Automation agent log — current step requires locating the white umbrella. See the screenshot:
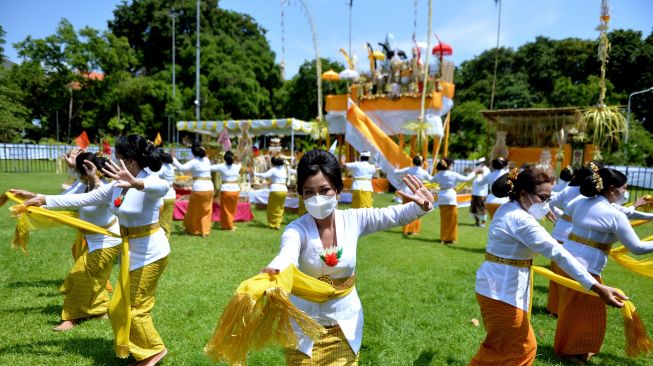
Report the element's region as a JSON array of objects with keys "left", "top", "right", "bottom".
[{"left": 338, "top": 68, "right": 360, "bottom": 81}]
